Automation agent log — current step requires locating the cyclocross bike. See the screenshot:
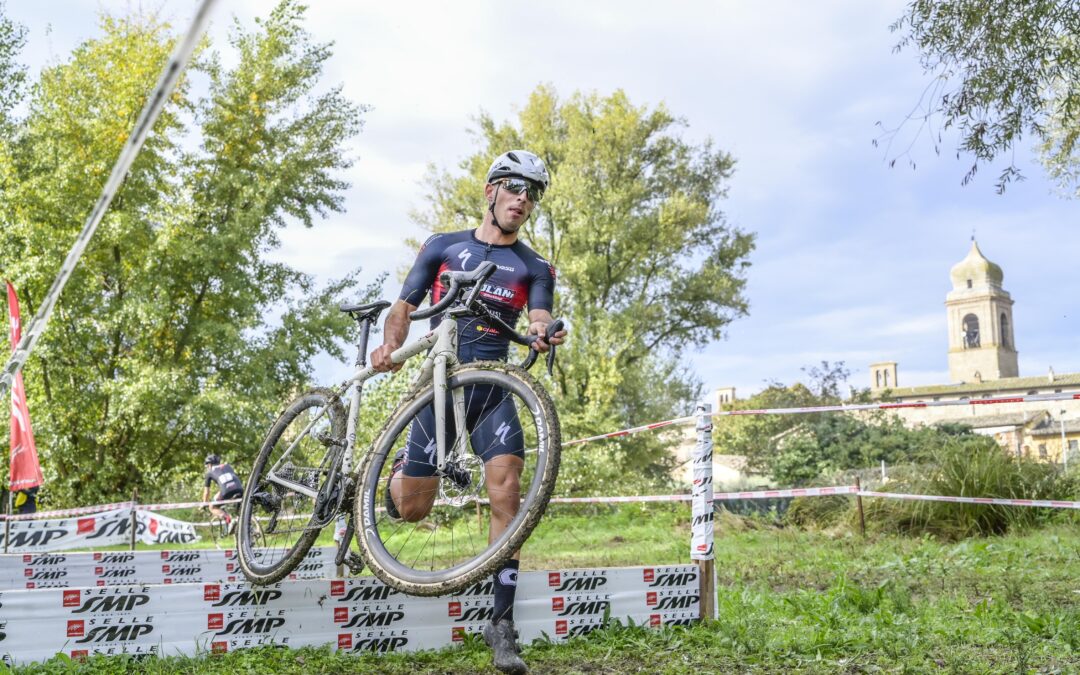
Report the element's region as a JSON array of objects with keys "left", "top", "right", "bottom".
[
  {"left": 205, "top": 500, "right": 263, "bottom": 550},
  {"left": 236, "top": 261, "right": 562, "bottom": 596}
]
